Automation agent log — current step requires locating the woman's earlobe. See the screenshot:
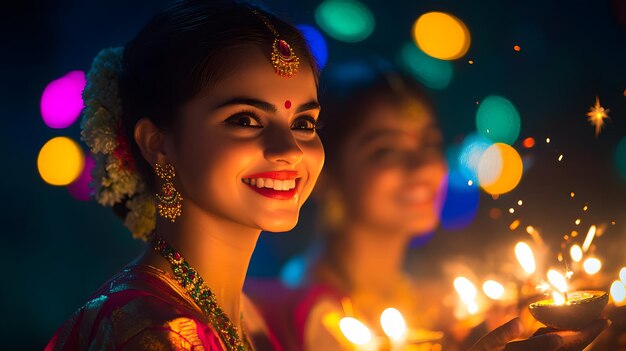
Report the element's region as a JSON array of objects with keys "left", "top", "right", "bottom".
[{"left": 134, "top": 118, "right": 168, "bottom": 166}]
